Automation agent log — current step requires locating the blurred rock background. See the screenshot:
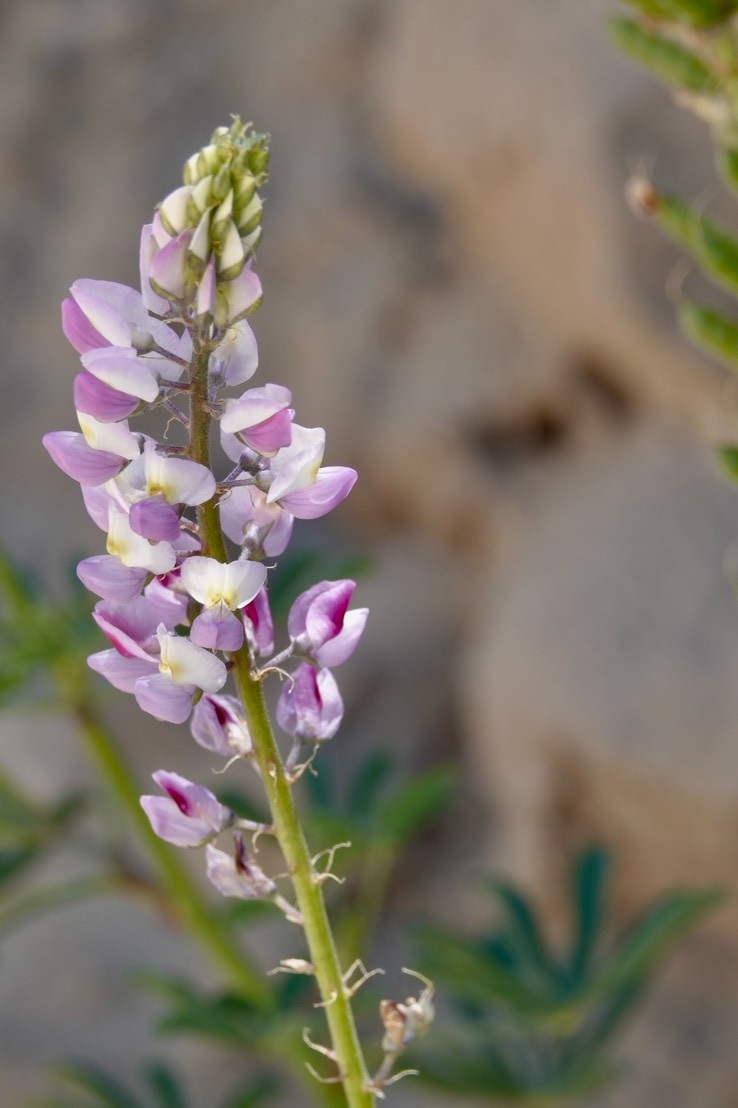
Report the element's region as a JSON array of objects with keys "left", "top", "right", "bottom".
[{"left": 2, "top": 0, "right": 738, "bottom": 1104}]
